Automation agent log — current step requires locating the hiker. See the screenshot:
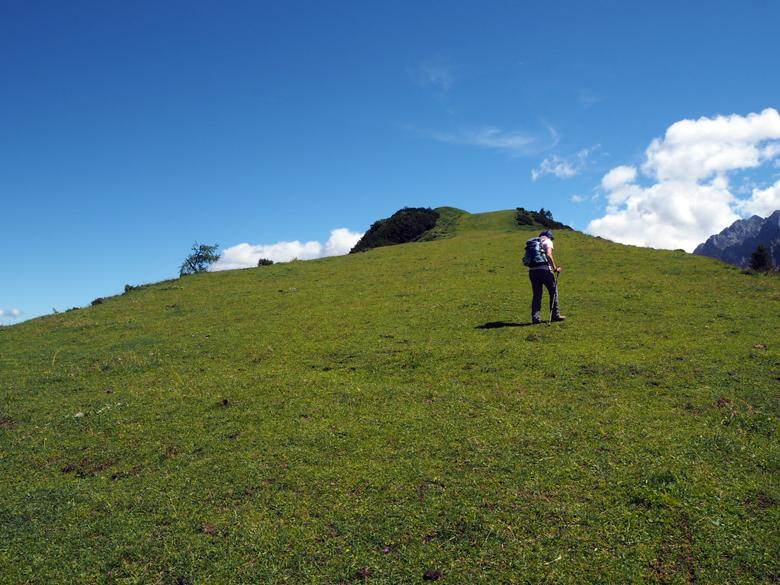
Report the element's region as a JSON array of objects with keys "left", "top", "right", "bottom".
[{"left": 524, "top": 230, "right": 566, "bottom": 324}]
